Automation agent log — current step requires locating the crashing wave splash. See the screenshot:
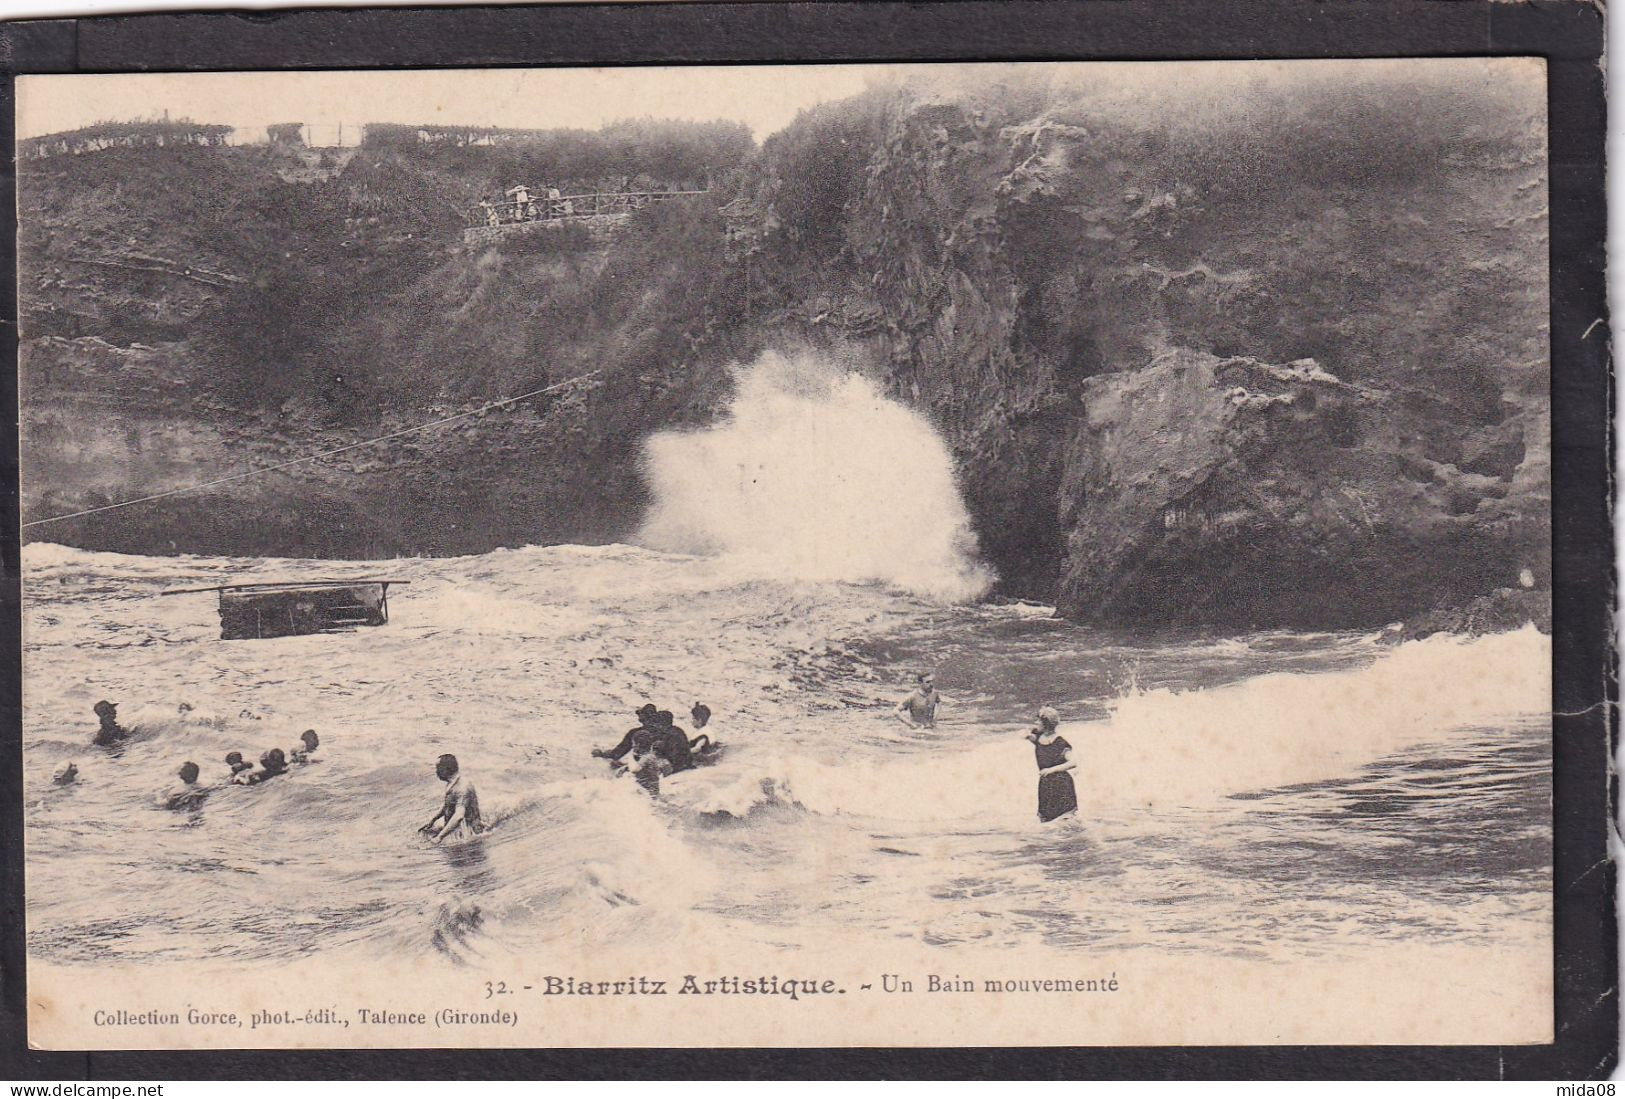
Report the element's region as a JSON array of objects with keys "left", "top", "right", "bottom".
[{"left": 638, "top": 351, "right": 994, "bottom": 602}]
